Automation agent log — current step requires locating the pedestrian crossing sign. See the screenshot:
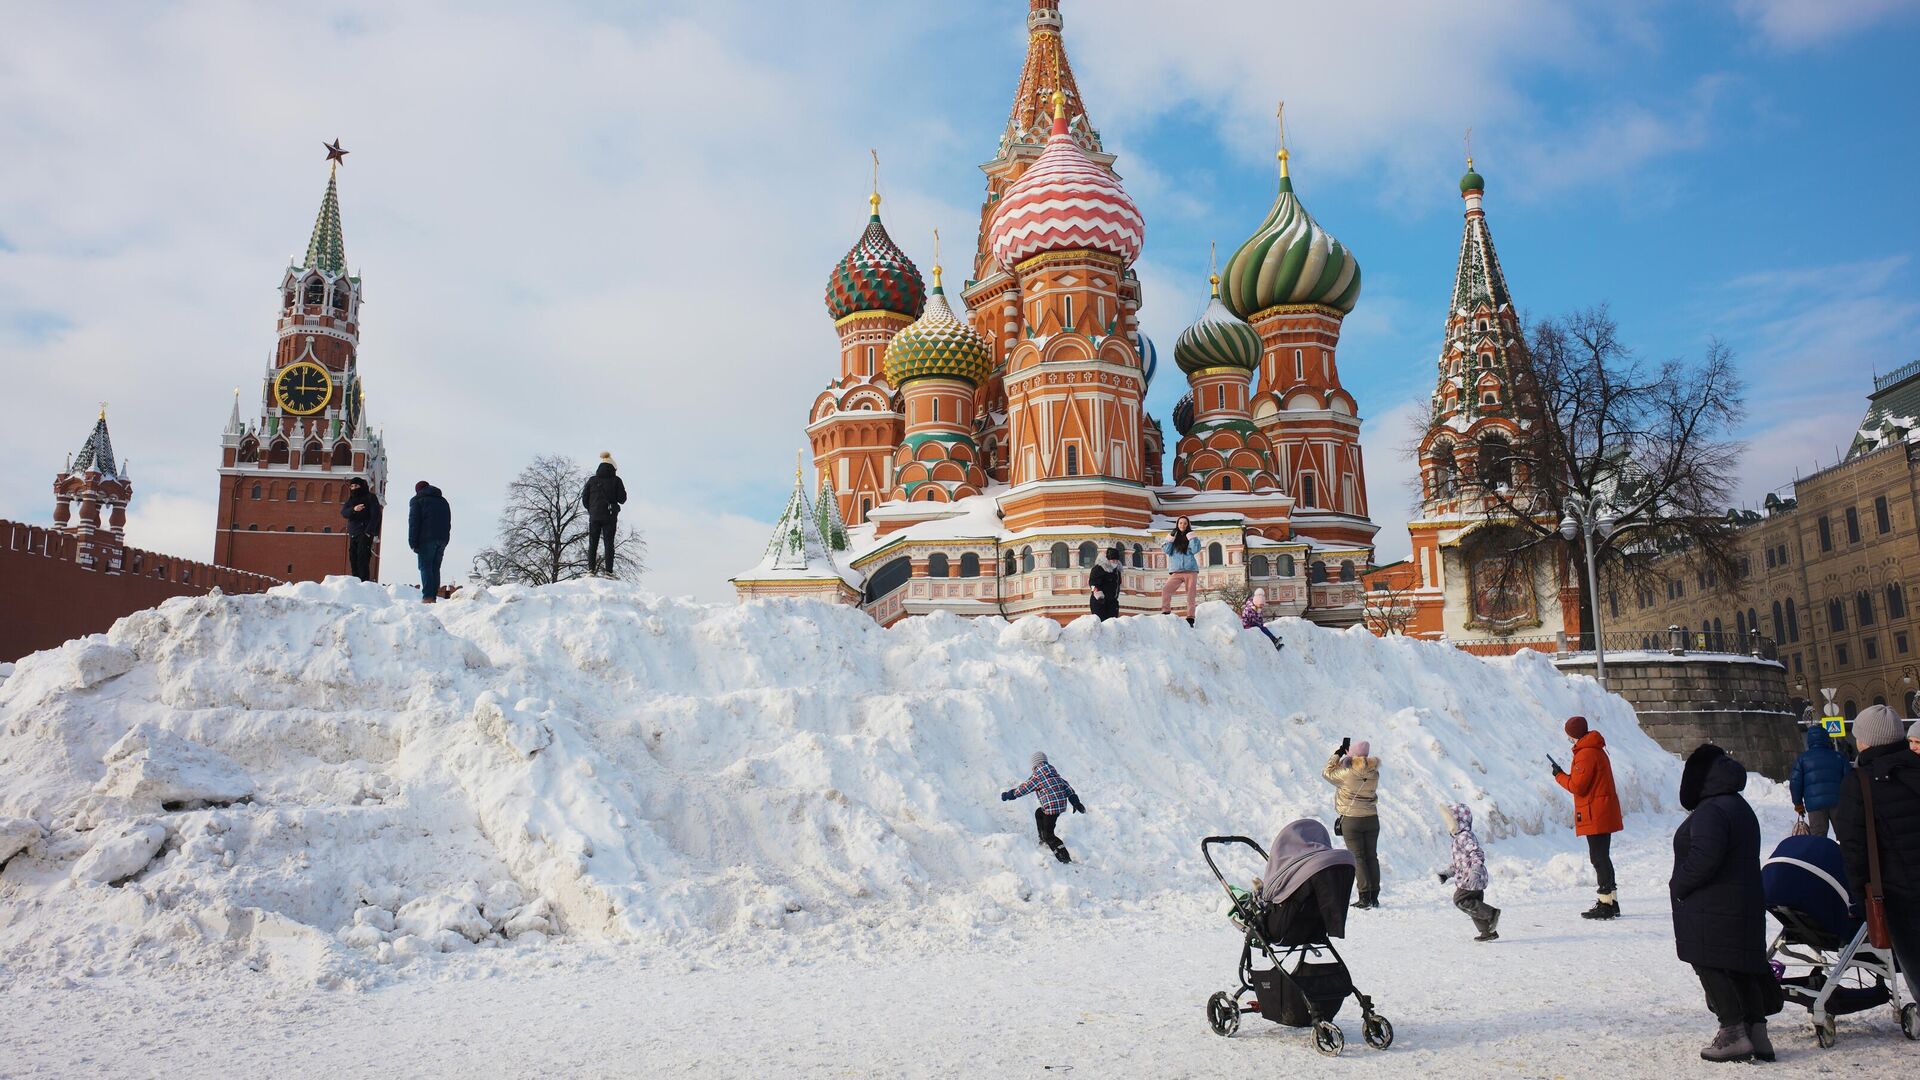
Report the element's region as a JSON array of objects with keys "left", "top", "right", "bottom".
[{"left": 1823, "top": 718, "right": 1846, "bottom": 737}]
